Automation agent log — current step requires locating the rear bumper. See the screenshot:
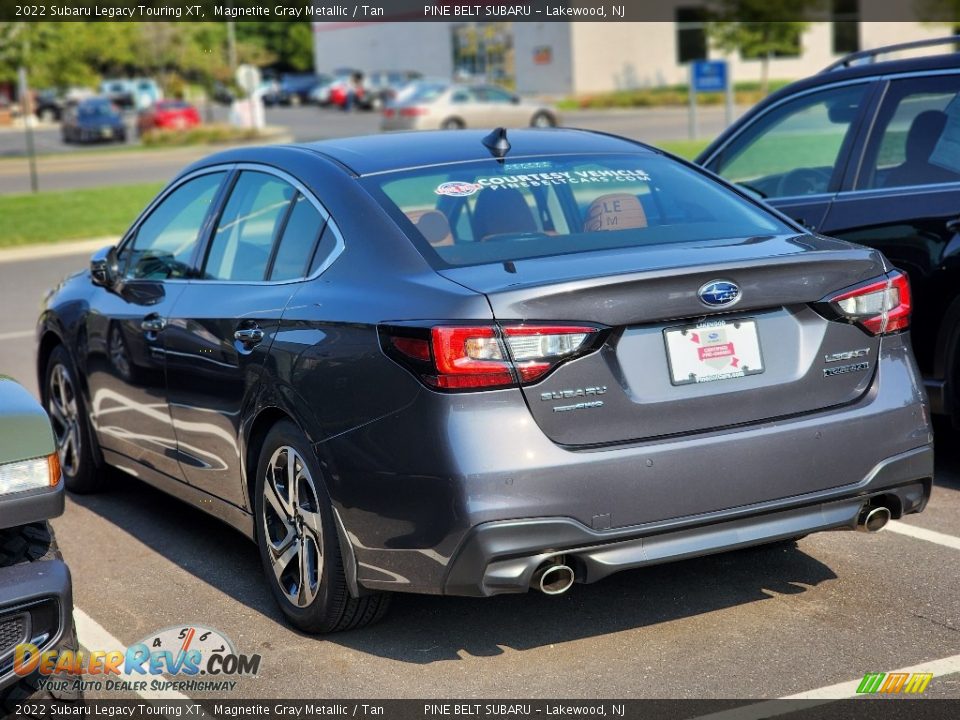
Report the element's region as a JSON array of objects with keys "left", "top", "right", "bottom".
[
  {"left": 0, "top": 560, "right": 73, "bottom": 693},
  {"left": 444, "top": 450, "right": 931, "bottom": 596},
  {"left": 323, "top": 336, "right": 933, "bottom": 596}
]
